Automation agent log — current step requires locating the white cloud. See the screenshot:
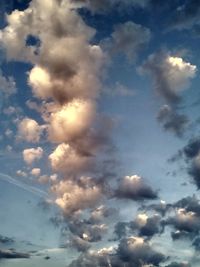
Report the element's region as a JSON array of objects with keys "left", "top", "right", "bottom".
[
  {"left": 18, "top": 117, "right": 44, "bottom": 143},
  {"left": 49, "top": 143, "right": 92, "bottom": 174},
  {"left": 51, "top": 178, "right": 102, "bottom": 216},
  {"left": 30, "top": 168, "right": 41, "bottom": 177},
  {"left": 23, "top": 147, "right": 43, "bottom": 165},
  {"left": 48, "top": 99, "right": 96, "bottom": 143},
  {"left": 141, "top": 52, "right": 197, "bottom": 104}
]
